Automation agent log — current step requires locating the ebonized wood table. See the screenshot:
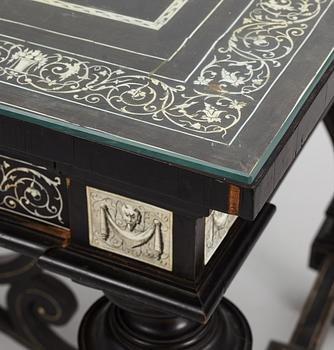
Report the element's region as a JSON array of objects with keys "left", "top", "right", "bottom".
[{"left": 0, "top": 0, "right": 332, "bottom": 349}]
